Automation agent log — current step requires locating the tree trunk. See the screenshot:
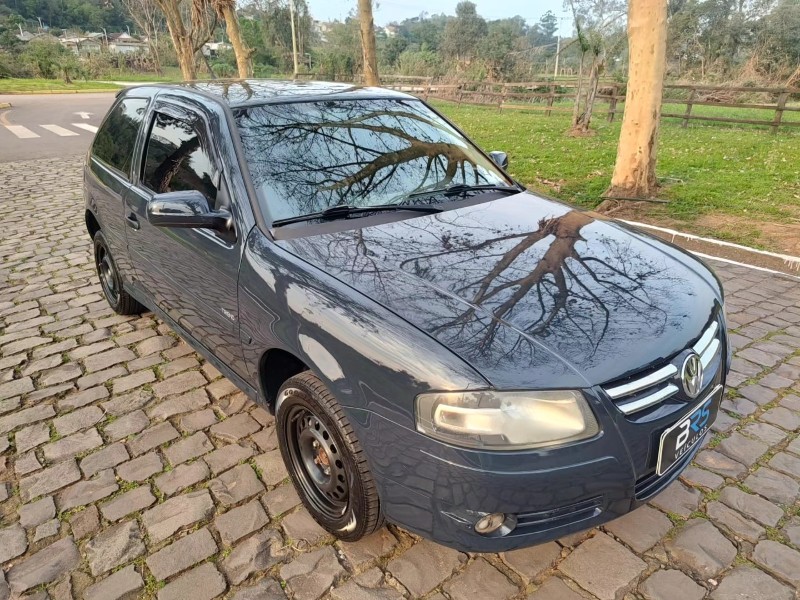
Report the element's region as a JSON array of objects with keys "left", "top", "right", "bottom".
[
  {"left": 288, "top": 0, "right": 300, "bottom": 76},
  {"left": 220, "top": 3, "right": 252, "bottom": 78},
  {"left": 157, "top": 0, "right": 197, "bottom": 80},
  {"left": 150, "top": 42, "right": 162, "bottom": 75},
  {"left": 357, "top": 0, "right": 379, "bottom": 86},
  {"left": 578, "top": 57, "right": 603, "bottom": 132},
  {"left": 571, "top": 52, "right": 585, "bottom": 127},
  {"left": 606, "top": 0, "right": 668, "bottom": 199},
  {"left": 176, "top": 37, "right": 197, "bottom": 80}
]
